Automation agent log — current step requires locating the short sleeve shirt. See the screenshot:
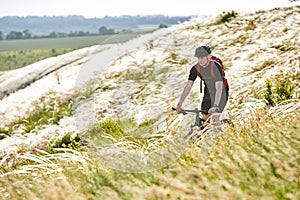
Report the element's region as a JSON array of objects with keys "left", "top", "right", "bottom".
[{"left": 188, "top": 61, "right": 224, "bottom": 94}]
